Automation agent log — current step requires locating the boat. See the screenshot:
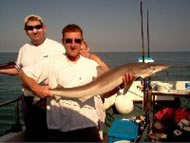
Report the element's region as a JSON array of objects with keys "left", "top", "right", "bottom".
[
  {"left": 138, "top": 56, "right": 154, "bottom": 63},
  {"left": 103, "top": 0, "right": 190, "bottom": 142}
]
